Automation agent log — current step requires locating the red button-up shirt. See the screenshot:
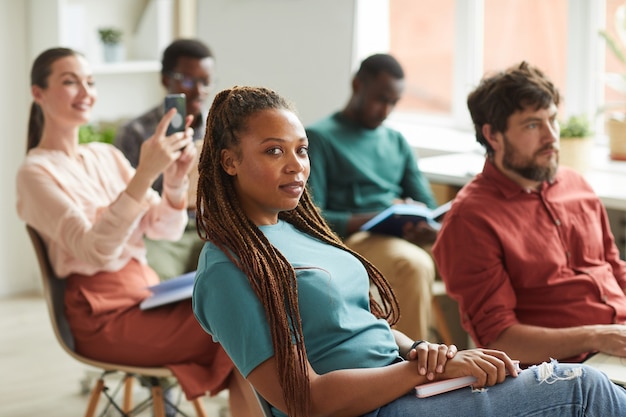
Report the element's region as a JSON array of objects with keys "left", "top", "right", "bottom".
[{"left": 433, "top": 160, "right": 626, "bottom": 362}]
